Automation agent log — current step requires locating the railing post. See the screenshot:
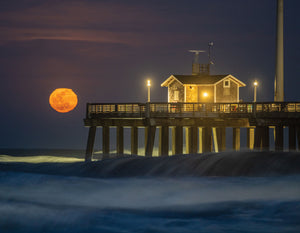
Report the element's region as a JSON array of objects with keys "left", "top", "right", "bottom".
[{"left": 145, "top": 102, "right": 150, "bottom": 118}]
